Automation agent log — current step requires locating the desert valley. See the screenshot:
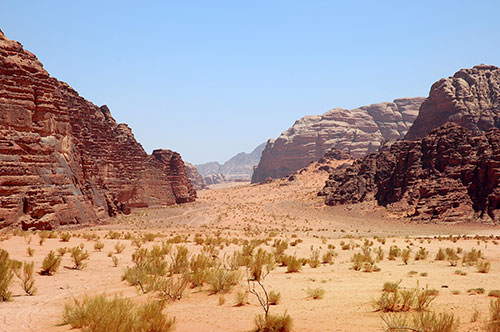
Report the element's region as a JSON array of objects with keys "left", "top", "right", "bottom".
[{"left": 1, "top": 7, "right": 500, "bottom": 332}]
